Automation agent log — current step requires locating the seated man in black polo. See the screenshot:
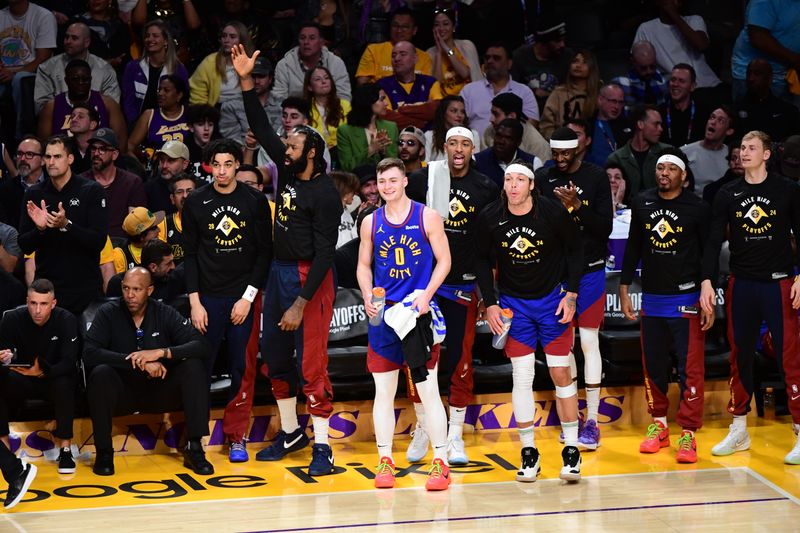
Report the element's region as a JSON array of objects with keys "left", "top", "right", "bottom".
[
  {"left": 84, "top": 267, "right": 213, "bottom": 476},
  {"left": 107, "top": 239, "right": 185, "bottom": 302},
  {"left": 0, "top": 278, "right": 79, "bottom": 474}
]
